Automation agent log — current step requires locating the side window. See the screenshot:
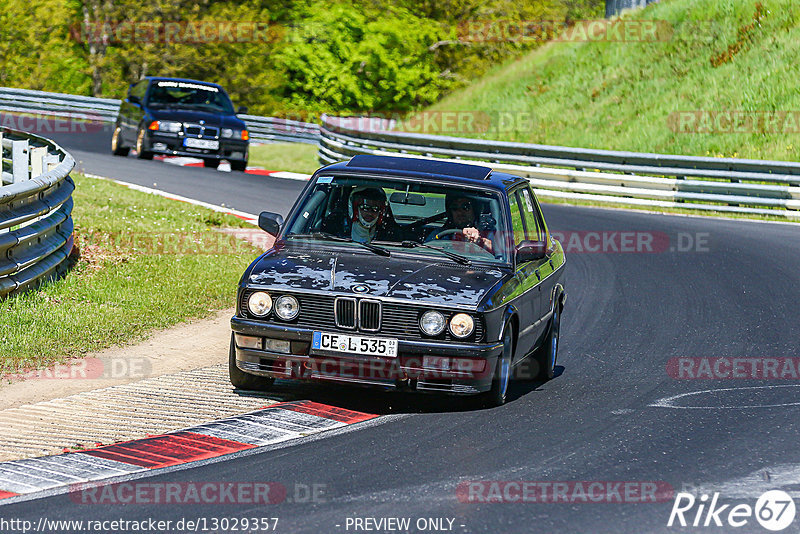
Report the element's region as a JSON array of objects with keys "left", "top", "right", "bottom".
[
  {"left": 508, "top": 191, "right": 526, "bottom": 246},
  {"left": 130, "top": 80, "right": 147, "bottom": 101},
  {"left": 520, "top": 187, "right": 542, "bottom": 241}
]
